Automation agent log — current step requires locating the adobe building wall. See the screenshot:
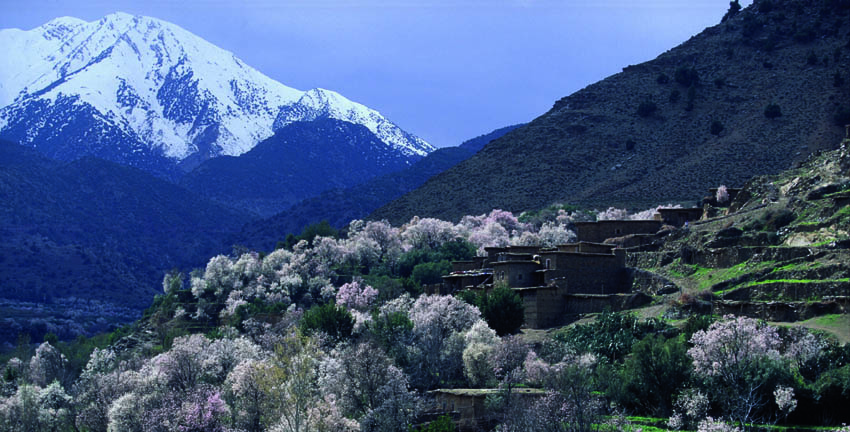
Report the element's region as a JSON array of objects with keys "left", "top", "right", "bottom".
[
  {"left": 574, "top": 220, "right": 663, "bottom": 243},
  {"left": 556, "top": 242, "right": 617, "bottom": 254},
  {"left": 442, "top": 272, "right": 492, "bottom": 293},
  {"left": 516, "top": 286, "right": 564, "bottom": 328},
  {"left": 492, "top": 261, "right": 542, "bottom": 288}
]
